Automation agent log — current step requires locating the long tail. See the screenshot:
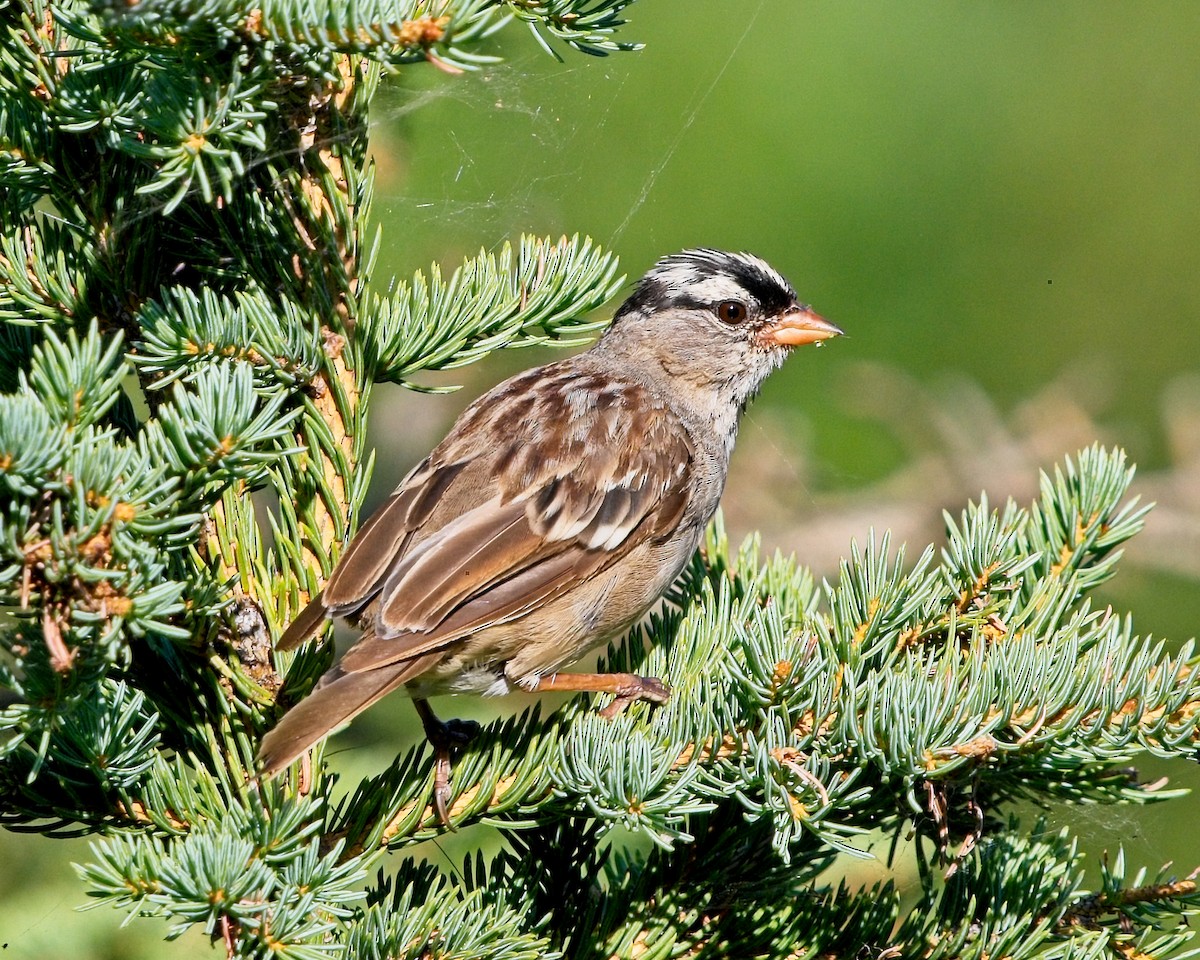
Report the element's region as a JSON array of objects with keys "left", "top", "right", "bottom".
[{"left": 256, "top": 654, "right": 439, "bottom": 777}]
